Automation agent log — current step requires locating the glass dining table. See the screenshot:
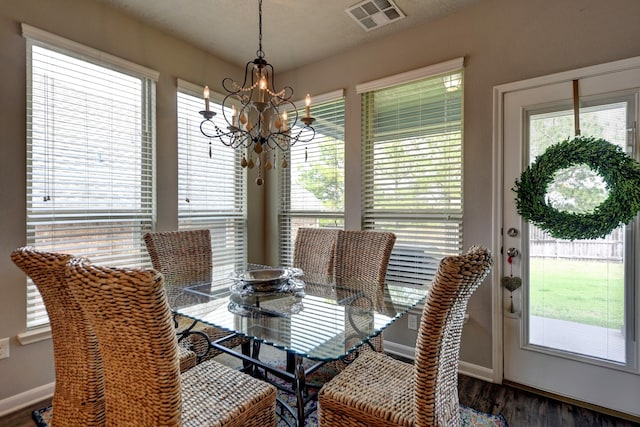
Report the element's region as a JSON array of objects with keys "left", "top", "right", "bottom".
[{"left": 171, "top": 265, "right": 428, "bottom": 427}]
